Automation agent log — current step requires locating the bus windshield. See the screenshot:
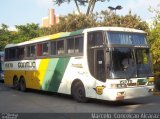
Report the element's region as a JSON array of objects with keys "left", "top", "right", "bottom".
[
  {"left": 111, "top": 48, "right": 153, "bottom": 79},
  {"left": 107, "top": 31, "right": 147, "bottom": 46}
]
